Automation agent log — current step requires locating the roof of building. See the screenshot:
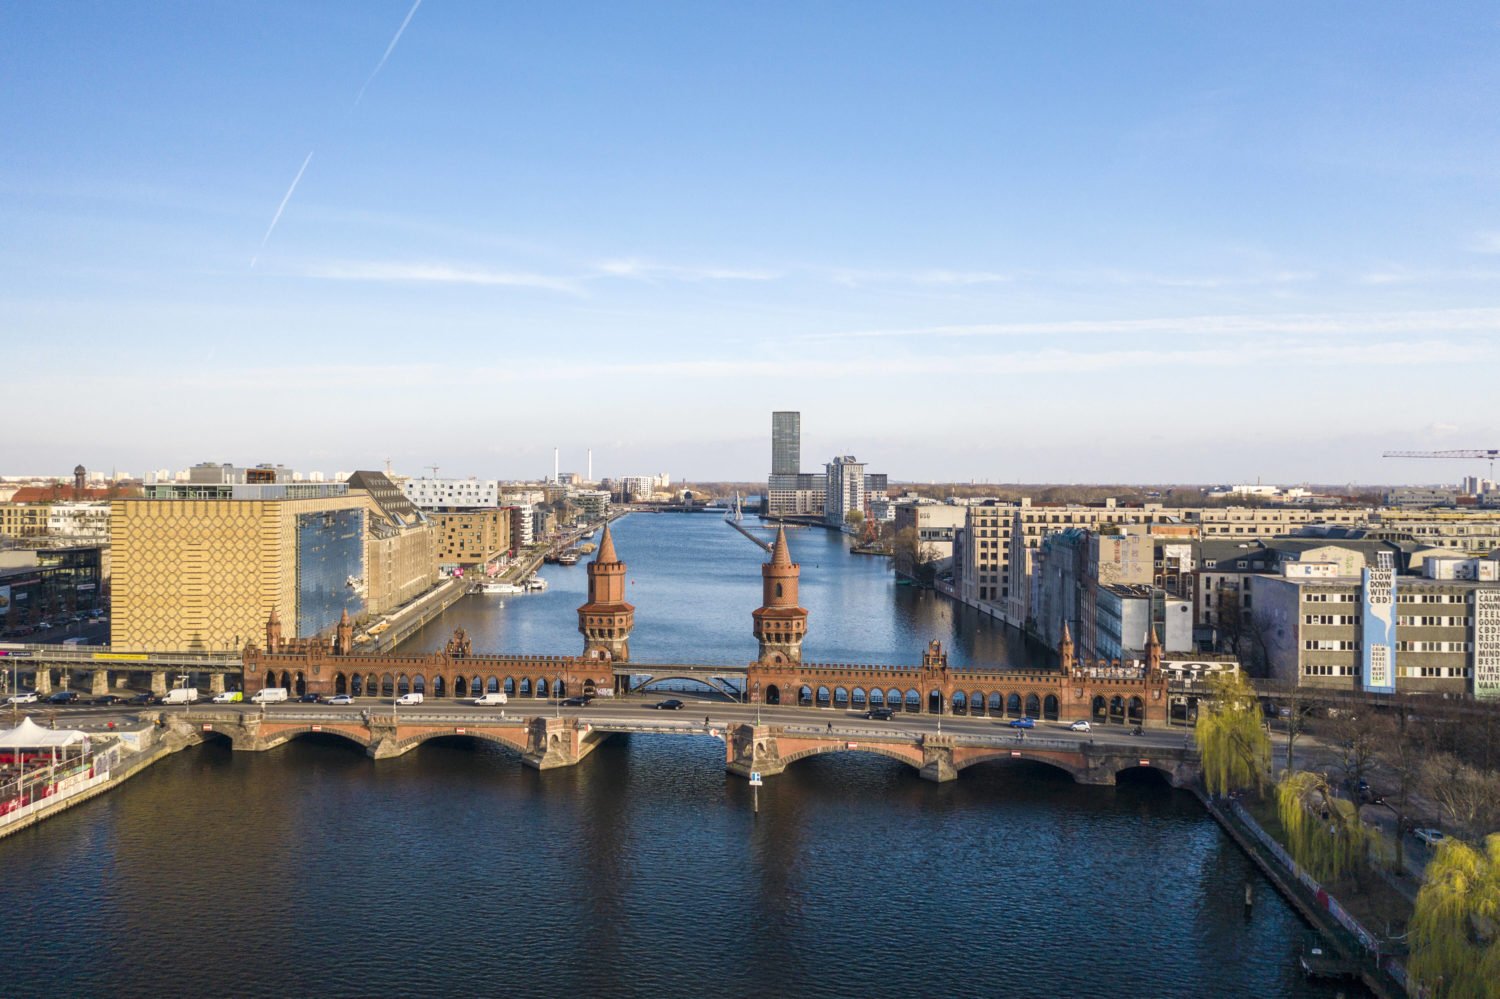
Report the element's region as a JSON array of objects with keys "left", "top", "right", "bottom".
[
  {"left": 347, "top": 470, "right": 425, "bottom": 531},
  {"left": 6, "top": 484, "right": 135, "bottom": 503}
]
